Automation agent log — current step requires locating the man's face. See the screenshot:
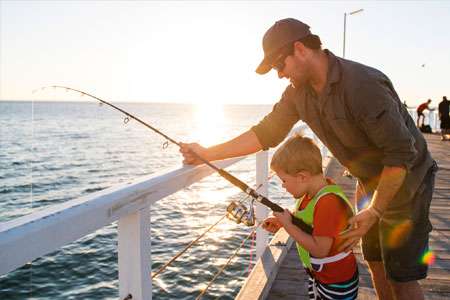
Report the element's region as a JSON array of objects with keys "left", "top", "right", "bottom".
[
  {"left": 281, "top": 54, "right": 310, "bottom": 88},
  {"left": 273, "top": 45, "right": 310, "bottom": 89}
]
